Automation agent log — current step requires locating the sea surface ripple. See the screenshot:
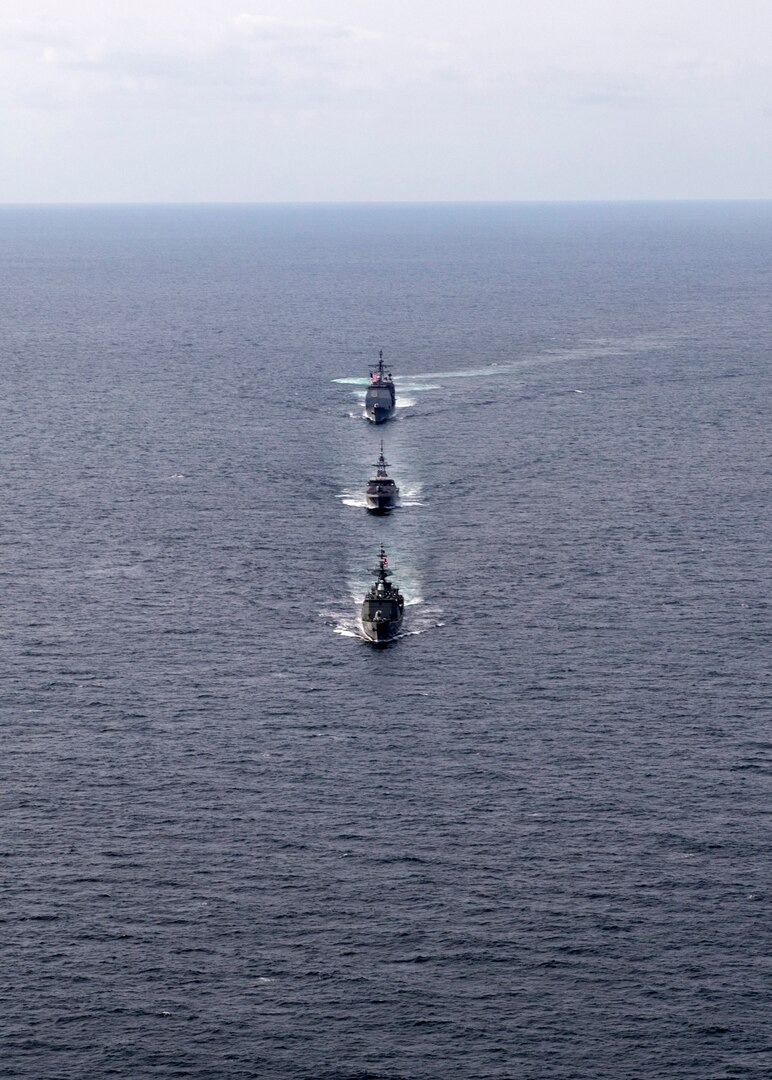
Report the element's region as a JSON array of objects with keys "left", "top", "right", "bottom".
[{"left": 1, "top": 203, "right": 770, "bottom": 1079}]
